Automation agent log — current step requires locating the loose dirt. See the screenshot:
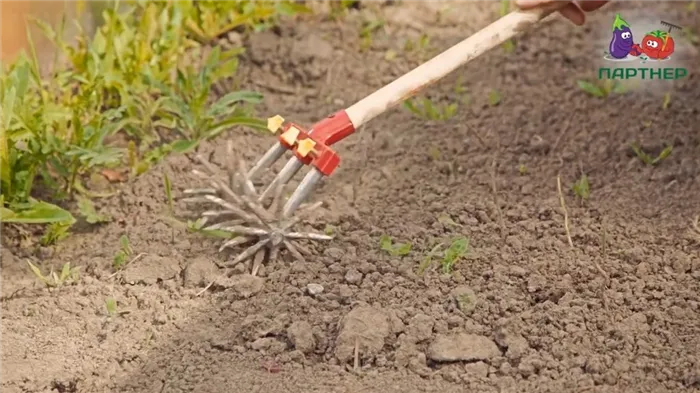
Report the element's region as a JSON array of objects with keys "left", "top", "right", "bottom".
[{"left": 2, "top": 2, "right": 700, "bottom": 393}]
